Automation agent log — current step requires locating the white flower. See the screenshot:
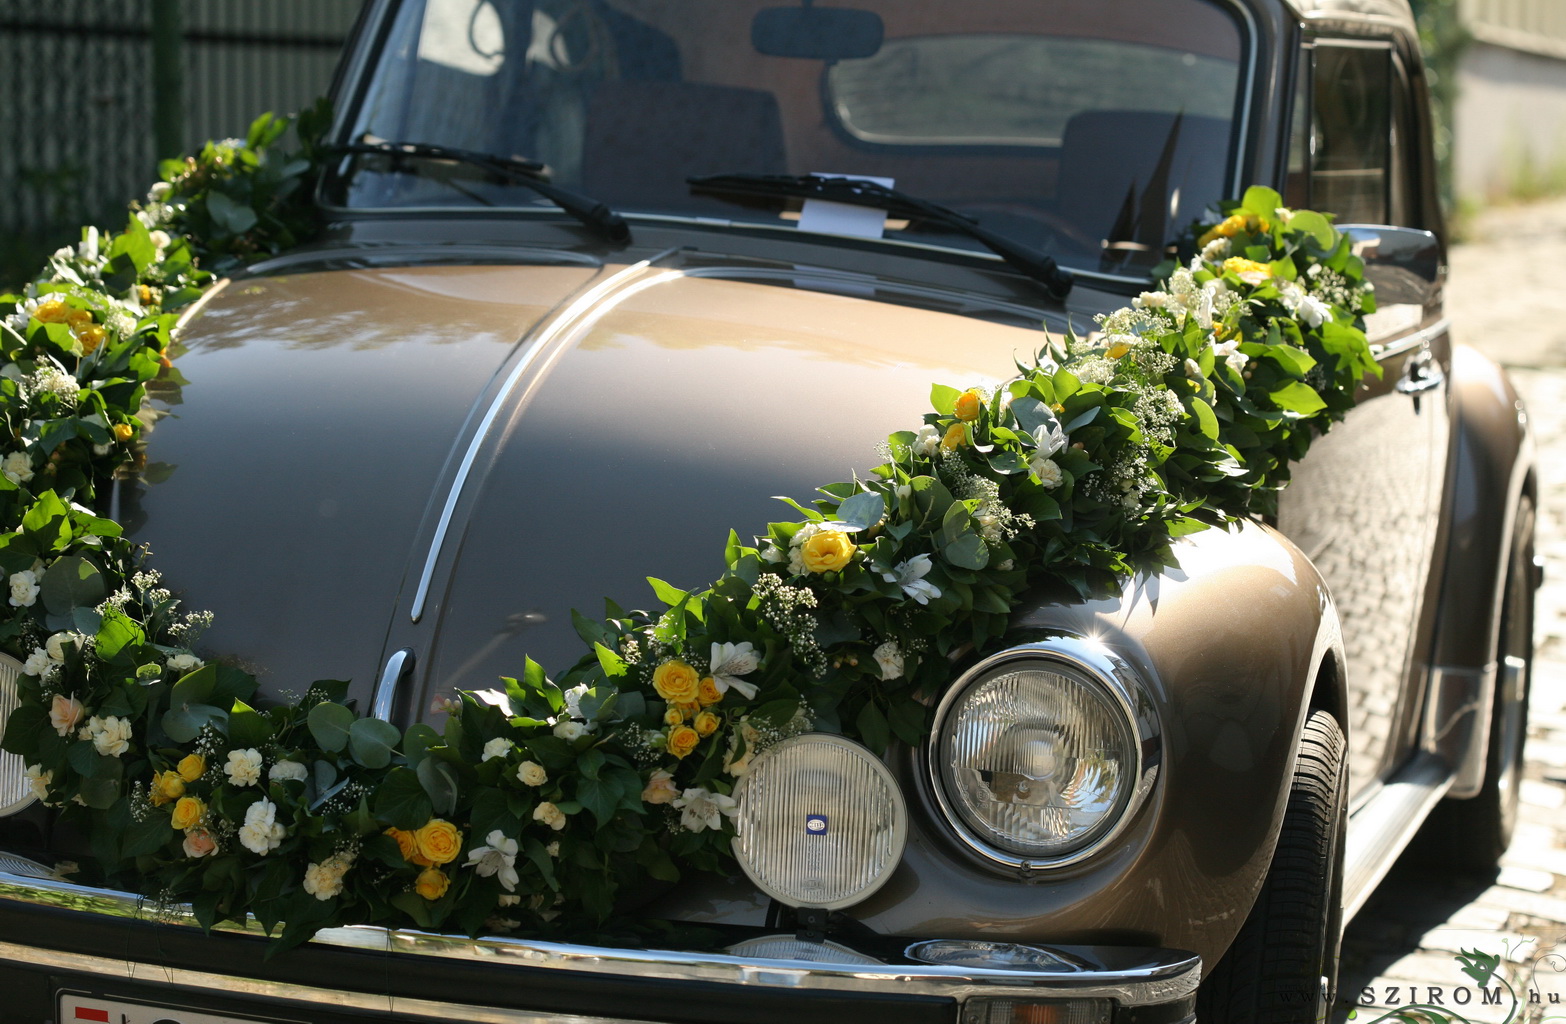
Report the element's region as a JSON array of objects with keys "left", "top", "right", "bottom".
[
  {"left": 545, "top": 841, "right": 560, "bottom": 858},
  {"left": 225, "top": 748, "right": 263, "bottom": 787},
  {"left": 672, "top": 787, "right": 738, "bottom": 833},
  {"left": 996, "top": 559, "right": 1015, "bottom": 571},
  {"left": 482, "top": 737, "right": 511, "bottom": 762},
  {"left": 761, "top": 544, "right": 786, "bottom": 564},
  {"left": 1297, "top": 293, "right": 1331, "bottom": 328},
  {"left": 45, "top": 632, "right": 77, "bottom": 662},
  {"left": 553, "top": 720, "right": 587, "bottom": 741},
  {"left": 1032, "top": 415, "right": 1067, "bottom": 458},
  {"left": 532, "top": 801, "right": 567, "bottom": 831},
  {"left": 31, "top": 366, "right": 79, "bottom": 404},
  {"left": 914, "top": 423, "right": 942, "bottom": 457},
  {"left": 464, "top": 829, "right": 520, "bottom": 892},
  {"left": 724, "top": 721, "right": 764, "bottom": 777},
  {"left": 1133, "top": 290, "right": 1169, "bottom": 309},
  {"left": 77, "top": 227, "right": 100, "bottom": 264},
  {"left": 84, "top": 715, "right": 132, "bottom": 757},
  {"left": 1185, "top": 358, "right": 1204, "bottom": 379},
  {"left": 238, "top": 798, "right": 286, "bottom": 855},
  {"left": 976, "top": 512, "right": 1004, "bottom": 544},
  {"left": 881, "top": 553, "right": 941, "bottom": 605},
  {"left": 148, "top": 181, "right": 173, "bottom": 202},
  {"left": 269, "top": 760, "right": 308, "bottom": 783},
  {"left": 22, "top": 648, "right": 52, "bottom": 679},
  {"left": 303, "top": 851, "right": 354, "bottom": 900},
  {"left": 708, "top": 641, "right": 759, "bottom": 699},
  {"left": 516, "top": 760, "right": 548, "bottom": 787},
  {"left": 1201, "top": 236, "right": 1231, "bottom": 261},
  {"left": 1213, "top": 339, "right": 1249, "bottom": 374},
  {"left": 562, "top": 682, "right": 589, "bottom": 720},
  {"left": 1029, "top": 455, "right": 1063, "bottom": 488},
  {"left": 8, "top": 570, "right": 40, "bottom": 608},
  {"left": 24, "top": 764, "right": 50, "bottom": 802},
  {"left": 2, "top": 452, "right": 32, "bottom": 485},
  {"left": 148, "top": 229, "right": 171, "bottom": 251},
  {"left": 165, "top": 653, "right": 203, "bottom": 674},
  {"left": 50, "top": 694, "right": 84, "bottom": 735},
  {"left": 498, "top": 893, "right": 522, "bottom": 907},
  {"left": 873, "top": 641, "right": 904, "bottom": 681}
]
